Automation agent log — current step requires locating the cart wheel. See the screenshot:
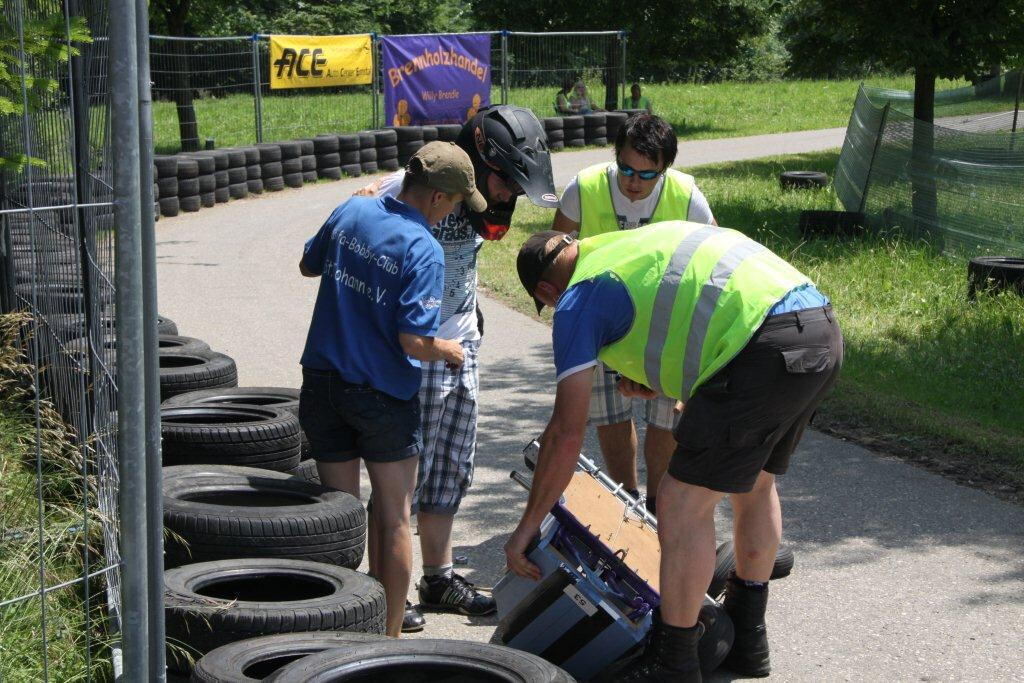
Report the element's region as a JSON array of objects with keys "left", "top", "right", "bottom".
[{"left": 707, "top": 541, "right": 795, "bottom": 598}]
